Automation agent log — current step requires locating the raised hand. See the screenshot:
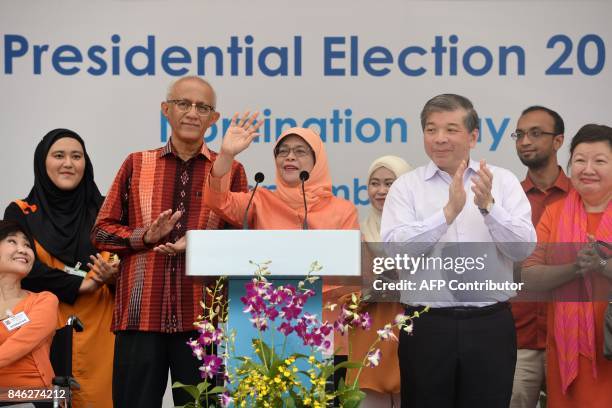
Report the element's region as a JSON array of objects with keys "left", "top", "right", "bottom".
[
  {"left": 444, "top": 160, "right": 467, "bottom": 224},
  {"left": 154, "top": 236, "right": 186, "bottom": 256},
  {"left": 471, "top": 159, "right": 494, "bottom": 209},
  {"left": 220, "top": 111, "right": 263, "bottom": 158},
  {"left": 143, "top": 209, "right": 182, "bottom": 245}
]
